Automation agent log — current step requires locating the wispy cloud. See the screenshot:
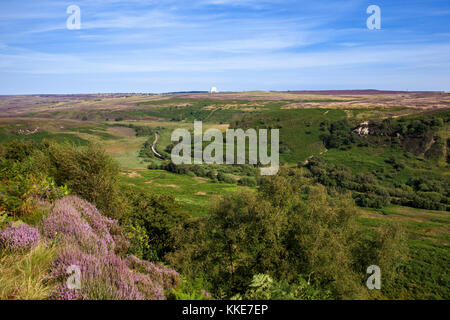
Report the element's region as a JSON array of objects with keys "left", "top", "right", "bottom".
[{"left": 0, "top": 0, "right": 449, "bottom": 93}]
